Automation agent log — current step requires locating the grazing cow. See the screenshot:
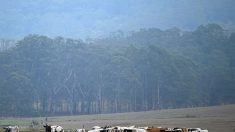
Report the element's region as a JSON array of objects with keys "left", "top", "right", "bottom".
[
  {"left": 89, "top": 126, "right": 122, "bottom": 132},
  {"left": 43, "top": 124, "right": 64, "bottom": 132},
  {"left": 3, "top": 126, "right": 19, "bottom": 132},
  {"left": 165, "top": 129, "right": 182, "bottom": 132},
  {"left": 88, "top": 126, "right": 104, "bottom": 132},
  {"left": 147, "top": 127, "right": 168, "bottom": 132},
  {"left": 187, "top": 128, "right": 208, "bottom": 132},
  {"left": 76, "top": 129, "right": 87, "bottom": 132},
  {"left": 107, "top": 127, "right": 120, "bottom": 132},
  {"left": 135, "top": 128, "right": 147, "bottom": 132},
  {"left": 116, "top": 126, "right": 137, "bottom": 132},
  {"left": 90, "top": 126, "right": 115, "bottom": 132}
]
